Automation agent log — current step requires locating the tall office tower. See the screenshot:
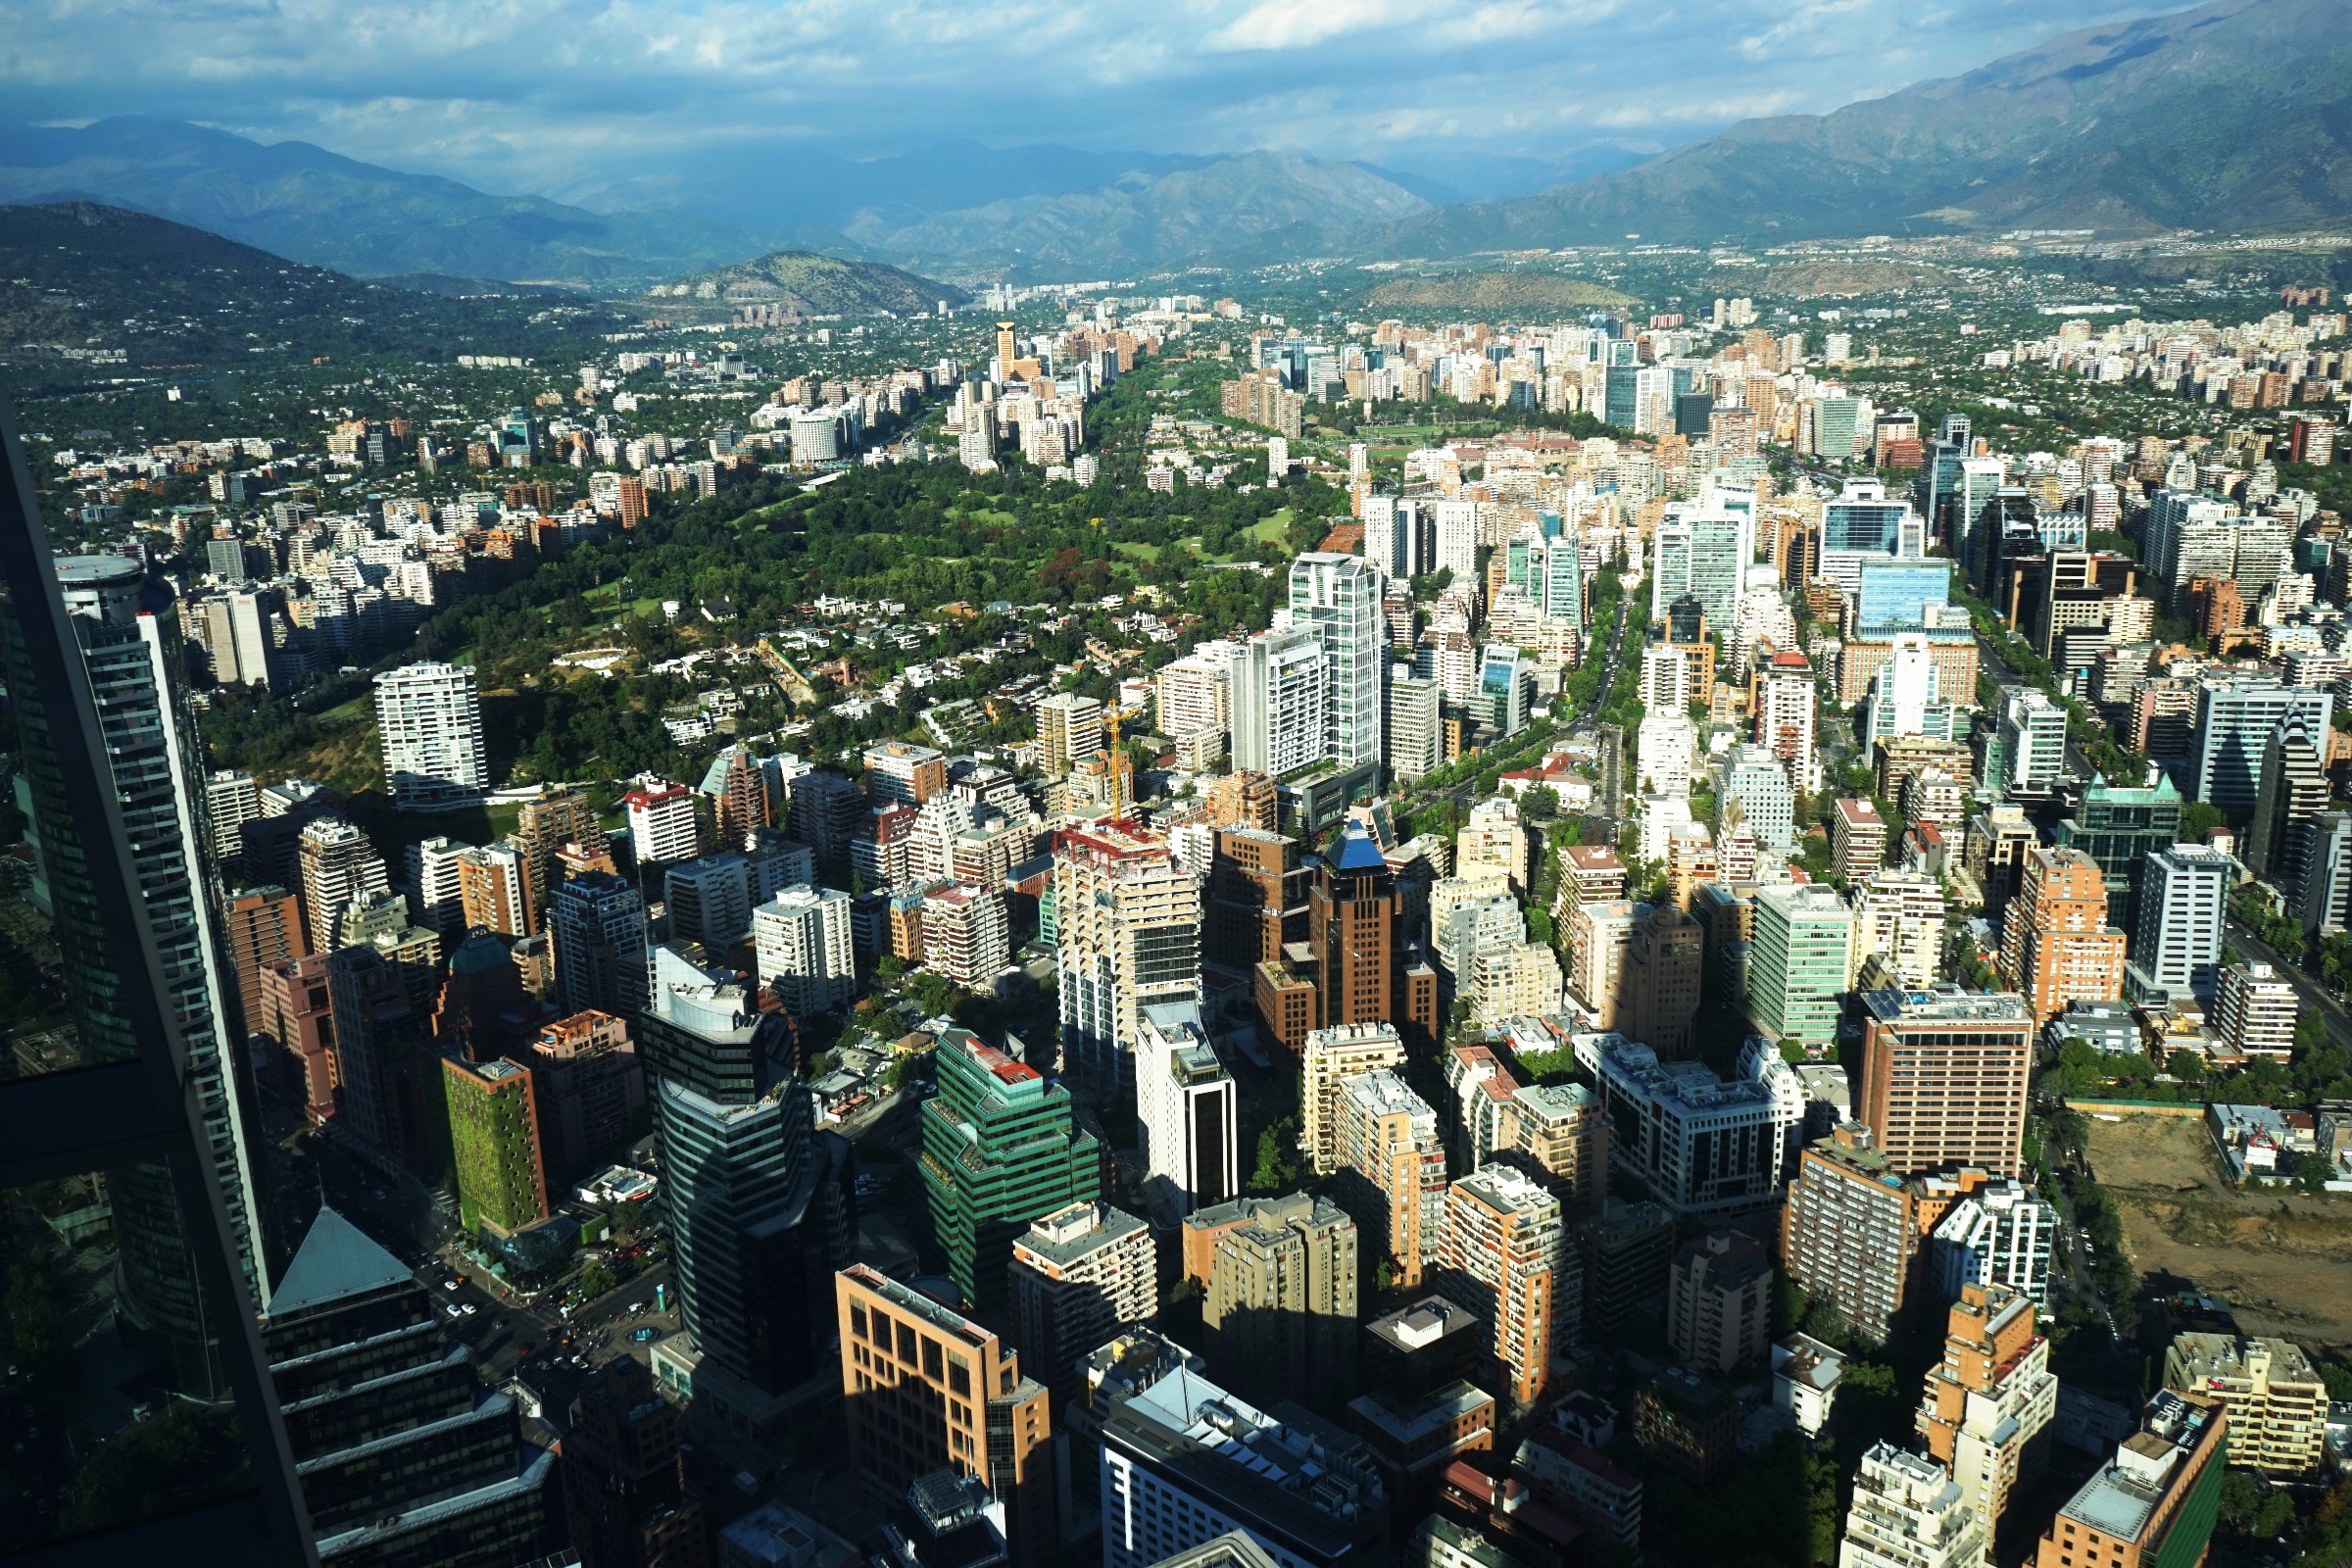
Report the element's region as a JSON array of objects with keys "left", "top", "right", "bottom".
[
  {"left": 1666, "top": 1229, "right": 1772, "bottom": 1376},
  {"left": 2162, "top": 1334, "right": 2325, "bottom": 1479},
  {"left": 299, "top": 812, "right": 390, "bottom": 952},
  {"left": 1589, "top": 1038, "right": 1801, "bottom": 1215},
  {"left": 1858, "top": 989, "right": 2034, "bottom": 1177},
  {"left": 1308, "top": 829, "right": 1438, "bottom": 1043},
  {"left": 1197, "top": 1193, "right": 1361, "bottom": 1404},
  {"left": 2192, "top": 677, "right": 2331, "bottom": 812},
  {"left": 406, "top": 833, "right": 467, "bottom": 936},
  {"left": 2124, "top": 842, "right": 2230, "bottom": 1002},
  {"left": 1930, "top": 1176, "right": 2057, "bottom": 1303},
  {"left": 2293, "top": 811, "right": 2352, "bottom": 935},
  {"left": 263, "top": 1209, "right": 557, "bottom": 1563},
  {"left": 2248, "top": 712, "right": 2328, "bottom": 890},
  {"left": 1624, "top": 904, "right": 1704, "bottom": 1059},
  {"left": 1035, "top": 691, "right": 1105, "bottom": 777},
  {"left": 2054, "top": 769, "right": 2183, "bottom": 936},
  {"left": 1749, "top": 884, "right": 1854, "bottom": 1049},
  {"left": 551, "top": 870, "right": 649, "bottom": 1017},
  {"left": 1331, "top": 1068, "right": 1447, "bottom": 1289},
  {"left": 1852, "top": 871, "right": 1947, "bottom": 991},
  {"left": 1301, "top": 1022, "right": 1407, "bottom": 1175},
  {"left": 625, "top": 780, "right": 701, "bottom": 866},
  {"left": 1754, "top": 650, "right": 1818, "bottom": 786},
  {"left": 864, "top": 739, "right": 949, "bottom": 807},
  {"left": 1089, "top": 1330, "right": 1388, "bottom": 1568},
  {"left": 525, "top": 1010, "right": 643, "bottom": 1194},
  {"left": 2031, "top": 1392, "right": 2226, "bottom": 1568},
  {"left": 50, "top": 554, "right": 271, "bottom": 1392},
  {"left": 1008, "top": 1200, "right": 1157, "bottom": 1406},
  {"left": 514, "top": 786, "right": 605, "bottom": 908},
  {"left": 1917, "top": 1283, "right": 2058, "bottom": 1546},
  {"left": 1456, "top": 794, "right": 1531, "bottom": 892},
  {"left": 1054, "top": 820, "right": 1201, "bottom": 1087},
  {"left": 1291, "top": 553, "right": 1384, "bottom": 770},
  {"left": 1228, "top": 624, "right": 1326, "bottom": 777},
  {"left": 1134, "top": 1004, "right": 1239, "bottom": 1220},
  {"left": 1205, "top": 826, "right": 1302, "bottom": 970},
  {"left": 836, "top": 1266, "right": 1057, "bottom": 1568},
  {"left": 560, "top": 1355, "right": 707, "bottom": 1568},
  {"left": 1839, "top": 1446, "right": 1986, "bottom": 1568},
  {"left": 752, "top": 884, "right": 857, "bottom": 1014},
  {"left": 1783, "top": 1125, "right": 1933, "bottom": 1342},
  {"left": 325, "top": 943, "right": 440, "bottom": 1174},
  {"left": 1438, "top": 1164, "right": 1575, "bottom": 1409},
  {"left": 641, "top": 945, "right": 846, "bottom": 1407},
  {"left": 207, "top": 766, "right": 261, "bottom": 866},
  {"left": 922, "top": 1026, "right": 1102, "bottom": 1307},
  {"left": 221, "top": 884, "right": 308, "bottom": 1037},
  {"left": 1649, "top": 508, "right": 1746, "bottom": 630},
  {"left": 1204, "top": 770, "right": 1280, "bottom": 833},
  {"left": 442, "top": 1054, "right": 550, "bottom": 1237},
  {"left": 456, "top": 841, "right": 532, "bottom": 937},
  {"left": 706, "top": 741, "right": 770, "bottom": 851},
  {"left": 1387, "top": 667, "right": 1442, "bottom": 782},
  {"left": 373, "top": 660, "right": 488, "bottom": 808},
  {"left": 2213, "top": 961, "right": 2298, "bottom": 1061},
  {"left": 2000, "top": 848, "right": 2125, "bottom": 1023}
]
